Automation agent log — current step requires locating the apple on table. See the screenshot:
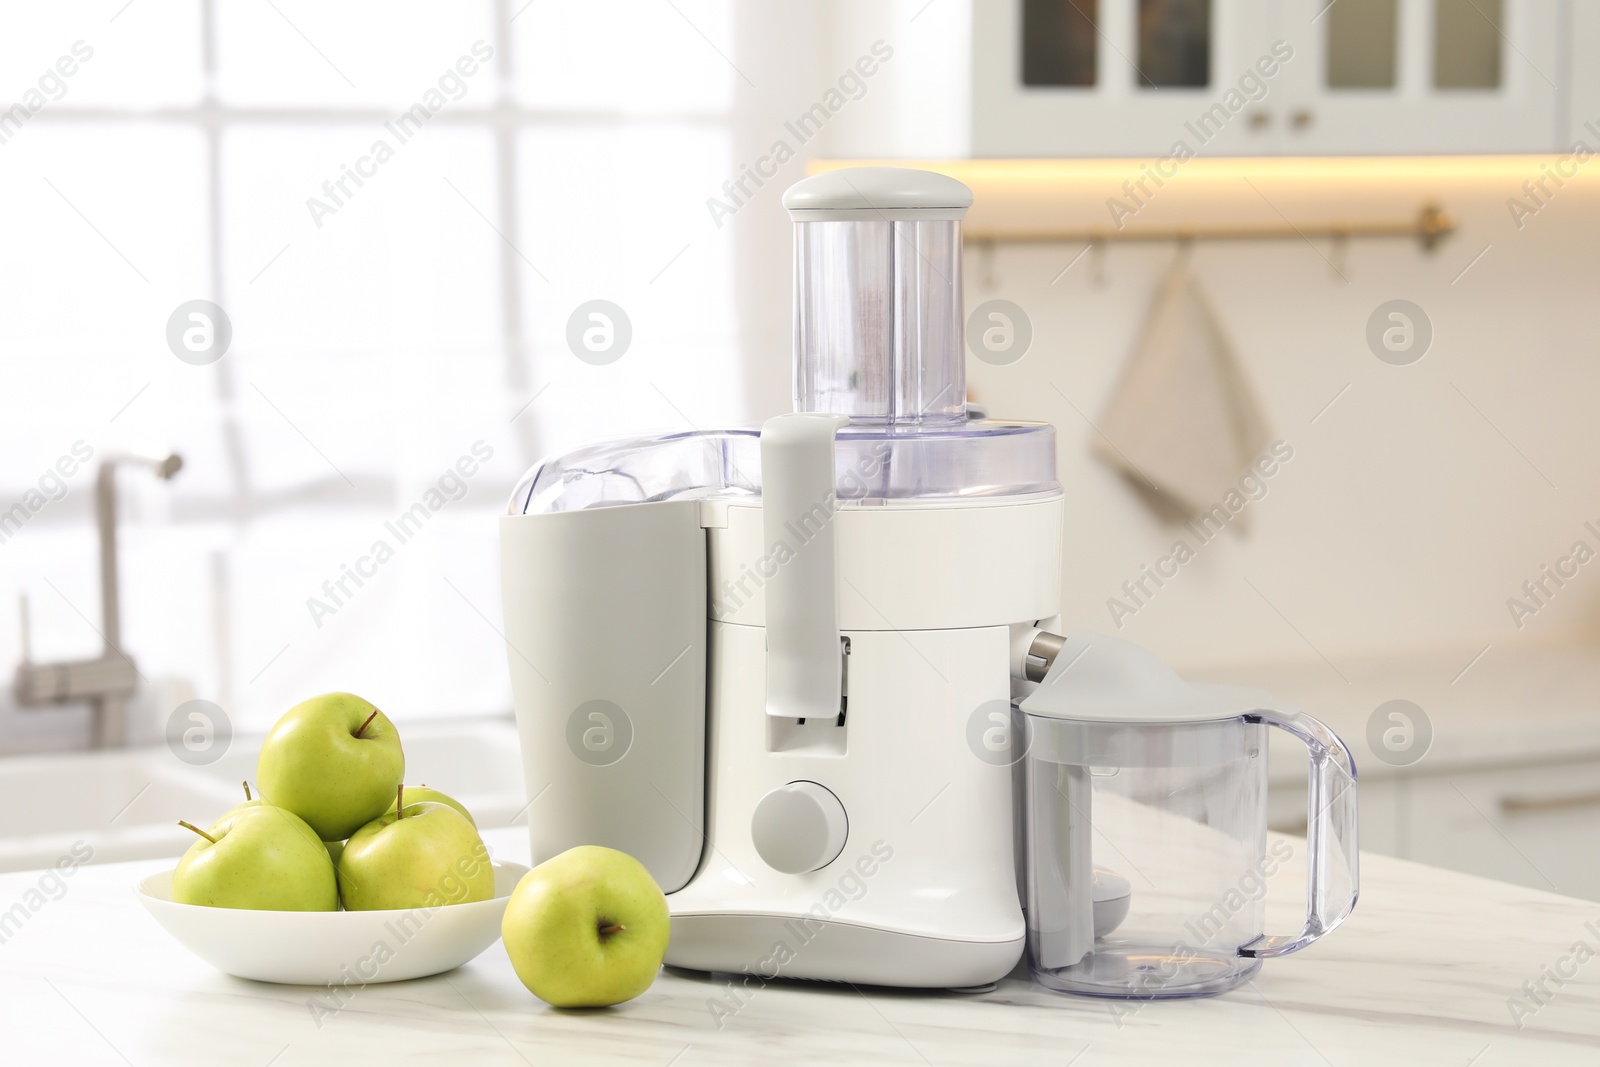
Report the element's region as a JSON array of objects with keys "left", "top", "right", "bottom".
[{"left": 501, "top": 845, "right": 670, "bottom": 1008}]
